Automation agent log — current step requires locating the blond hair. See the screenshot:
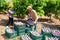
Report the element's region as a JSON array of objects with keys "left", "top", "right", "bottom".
[{"left": 27, "top": 6, "right": 32, "bottom": 10}]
